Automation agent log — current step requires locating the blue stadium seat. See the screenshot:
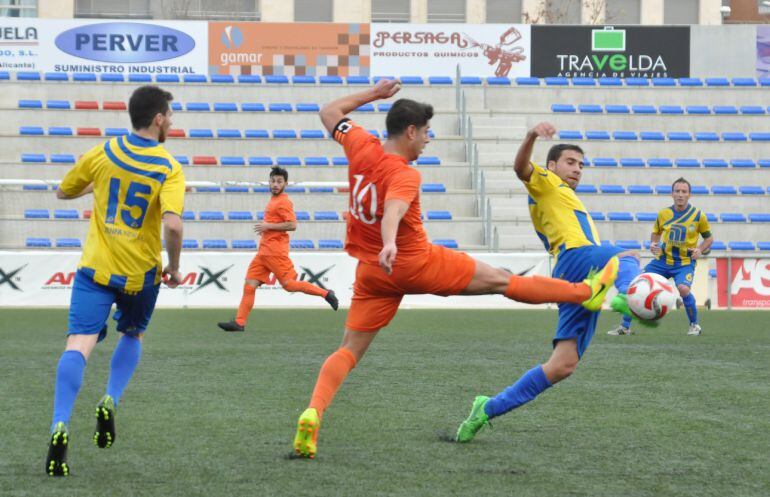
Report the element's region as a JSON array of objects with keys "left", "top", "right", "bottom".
[
  {"left": 750, "top": 132, "right": 770, "bottom": 141},
  {"left": 732, "top": 78, "right": 757, "bottom": 86},
  {"left": 460, "top": 76, "right": 482, "bottom": 85},
  {"left": 290, "top": 240, "right": 315, "bottom": 249},
  {"left": 19, "top": 99, "right": 42, "bottom": 109},
  {"left": 105, "top": 128, "right": 129, "bottom": 136},
  {"left": 56, "top": 238, "right": 82, "bottom": 248},
  {"left": 245, "top": 129, "right": 269, "bottom": 138},
  {"left": 691, "top": 185, "right": 709, "bottom": 195},
  {"left": 401, "top": 76, "right": 424, "bottom": 85},
  {"left": 296, "top": 103, "right": 320, "bottom": 112},
  {"left": 332, "top": 157, "right": 349, "bottom": 166},
  {"left": 544, "top": 77, "right": 568, "bottom": 86},
  {"left": 740, "top": 106, "right": 765, "bottom": 115},
  {"left": 605, "top": 105, "right": 629, "bottom": 114},
  {"left": 558, "top": 131, "right": 583, "bottom": 140},
  {"left": 182, "top": 211, "right": 195, "bottom": 221},
  {"left": 676, "top": 158, "right": 700, "bottom": 168},
  {"left": 309, "top": 187, "right": 334, "bottom": 193},
  {"left": 46, "top": 100, "right": 71, "bottom": 109},
  {"left": 713, "top": 106, "right": 738, "bottom": 115},
  {"left": 248, "top": 156, "right": 272, "bottom": 165},
  {"left": 660, "top": 106, "right": 684, "bottom": 114},
  {"left": 709, "top": 269, "right": 717, "bottom": 278},
  {"left": 214, "top": 102, "right": 238, "bottom": 112},
  {"left": 731, "top": 159, "right": 755, "bottom": 168},
  {"left": 729, "top": 241, "right": 755, "bottom": 251},
  {"left": 552, "top": 104, "right": 576, "bottom": 113},
  {"left": 679, "top": 78, "right": 703, "bottom": 86},
  {"left": 0, "top": 71, "right": 8, "bottom": 80},
  {"left": 216, "top": 129, "right": 241, "bottom": 138},
  {"left": 25, "top": 209, "right": 50, "bottom": 219},
  {"left": 620, "top": 158, "right": 645, "bottom": 168},
  {"left": 174, "top": 155, "right": 189, "bottom": 165},
  {"left": 705, "top": 77, "right": 729, "bottom": 86},
  {"left": 589, "top": 211, "right": 605, "bottom": 221},
  {"left": 292, "top": 75, "right": 315, "bottom": 84},
  {"left": 237, "top": 75, "right": 262, "bottom": 83},
  {"left": 759, "top": 242, "right": 770, "bottom": 251},
  {"left": 26, "top": 237, "right": 51, "bottom": 247},
  {"left": 44, "top": 72, "right": 68, "bottom": 81},
  {"left": 593, "top": 158, "right": 617, "bottom": 167},
  {"left": 739, "top": 186, "right": 764, "bottom": 195},
  {"left": 314, "top": 211, "right": 339, "bottom": 221},
  {"left": 706, "top": 213, "right": 718, "bottom": 222},
  {"left": 749, "top": 214, "right": 770, "bottom": 222},
  {"left": 264, "top": 75, "right": 289, "bottom": 84},
  {"left": 421, "top": 183, "right": 446, "bottom": 193},
  {"left": 273, "top": 130, "right": 298, "bottom": 139},
  {"left": 628, "top": 185, "right": 653, "bottom": 194},
  {"left": 300, "top": 130, "right": 325, "bottom": 139},
  {"left": 712, "top": 186, "right": 737, "bottom": 195},
  {"left": 723, "top": 132, "right": 747, "bottom": 141},
  {"left": 128, "top": 74, "right": 152, "bottom": 82},
  {"left": 23, "top": 184, "right": 47, "bottom": 191},
  {"left": 254, "top": 187, "right": 270, "bottom": 193},
  {"left": 760, "top": 160, "right": 770, "bottom": 168},
  {"left": 636, "top": 212, "right": 657, "bottom": 221},
  {"left": 608, "top": 212, "right": 633, "bottom": 221},
  {"left": 368, "top": 130, "right": 380, "bottom": 138},
  {"left": 51, "top": 154, "right": 76, "bottom": 163},
  {"left": 183, "top": 74, "right": 207, "bottom": 83},
  {"left": 182, "top": 240, "right": 199, "bottom": 249},
  {"left": 22, "top": 153, "right": 46, "bottom": 163},
  {"left": 232, "top": 240, "right": 257, "bottom": 249},
  {"left": 686, "top": 106, "right": 710, "bottom": 115},
  {"left": 572, "top": 77, "right": 595, "bottom": 86},
  {"left": 20, "top": 126, "right": 44, "bottom": 136},
  {"left": 54, "top": 209, "right": 78, "bottom": 219},
  {"left": 721, "top": 213, "right": 747, "bottom": 223},
  {"left": 203, "top": 239, "right": 228, "bottom": 249},
  {"left": 488, "top": 77, "right": 512, "bottom": 85},
  {"left": 632, "top": 105, "right": 656, "bottom": 114},
  {"left": 17, "top": 71, "right": 40, "bottom": 81},
  {"left": 514, "top": 77, "right": 537, "bottom": 85},
  {"left": 640, "top": 131, "right": 664, "bottom": 141},
  {"left": 578, "top": 104, "right": 602, "bottom": 113},
  {"left": 295, "top": 211, "right": 310, "bottom": 220},
  {"left": 613, "top": 131, "right": 637, "bottom": 141},
  {"left": 305, "top": 157, "right": 329, "bottom": 166},
  {"left": 224, "top": 185, "right": 249, "bottom": 192},
  {"left": 242, "top": 103, "right": 266, "bottom": 112},
  {"left": 319, "top": 239, "right": 344, "bottom": 249},
  {"left": 575, "top": 184, "right": 597, "bottom": 193},
  {"left": 695, "top": 132, "right": 719, "bottom": 142},
  {"left": 416, "top": 156, "right": 441, "bottom": 165},
  {"left": 652, "top": 77, "right": 677, "bottom": 86},
  {"left": 209, "top": 74, "right": 237, "bottom": 83},
  {"left": 156, "top": 74, "right": 179, "bottom": 83},
  {"left": 197, "top": 186, "right": 222, "bottom": 193},
  {"left": 221, "top": 156, "right": 246, "bottom": 166},
  {"left": 600, "top": 185, "right": 625, "bottom": 194},
  {"left": 200, "top": 211, "right": 225, "bottom": 221},
  {"left": 598, "top": 77, "right": 622, "bottom": 86},
  {"left": 378, "top": 103, "right": 393, "bottom": 112},
  {"left": 171, "top": 102, "right": 182, "bottom": 111},
  {"left": 269, "top": 103, "right": 292, "bottom": 112},
  {"left": 616, "top": 240, "right": 642, "bottom": 250},
  {"left": 276, "top": 156, "right": 301, "bottom": 166},
  {"left": 667, "top": 132, "right": 692, "bottom": 141},
  {"left": 433, "top": 239, "right": 458, "bottom": 248},
  {"left": 710, "top": 241, "right": 726, "bottom": 250},
  {"left": 426, "top": 210, "right": 452, "bottom": 220},
  {"left": 625, "top": 77, "right": 648, "bottom": 86},
  {"left": 346, "top": 76, "right": 370, "bottom": 84},
  {"left": 319, "top": 76, "right": 343, "bottom": 84},
  {"left": 373, "top": 76, "right": 396, "bottom": 83},
  {"left": 190, "top": 129, "right": 214, "bottom": 138},
  {"left": 648, "top": 158, "right": 673, "bottom": 168}
]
